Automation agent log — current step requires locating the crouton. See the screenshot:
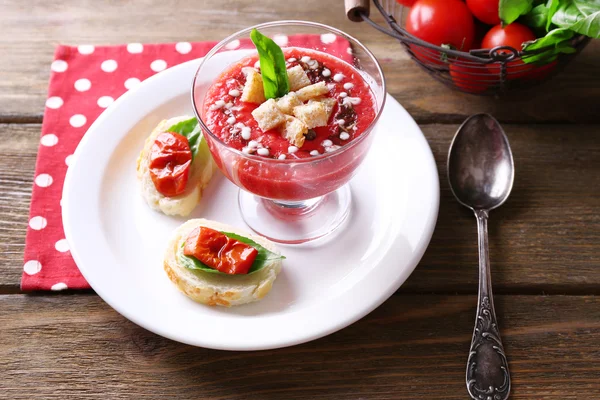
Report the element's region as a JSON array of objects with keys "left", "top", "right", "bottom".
[
  {"left": 295, "top": 81, "right": 329, "bottom": 102},
  {"left": 252, "top": 99, "right": 286, "bottom": 131},
  {"left": 241, "top": 68, "right": 266, "bottom": 104},
  {"left": 280, "top": 116, "right": 308, "bottom": 148},
  {"left": 276, "top": 92, "right": 303, "bottom": 115},
  {"left": 310, "top": 97, "right": 337, "bottom": 119},
  {"left": 293, "top": 101, "right": 329, "bottom": 129},
  {"left": 287, "top": 65, "right": 312, "bottom": 91}
]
